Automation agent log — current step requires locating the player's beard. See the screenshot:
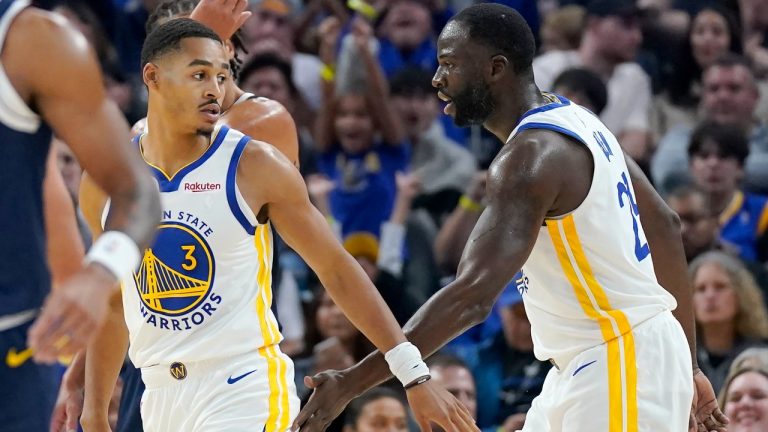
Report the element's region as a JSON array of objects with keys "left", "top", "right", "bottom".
[
  {"left": 196, "top": 127, "right": 214, "bottom": 139},
  {"left": 452, "top": 80, "right": 495, "bottom": 127}
]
